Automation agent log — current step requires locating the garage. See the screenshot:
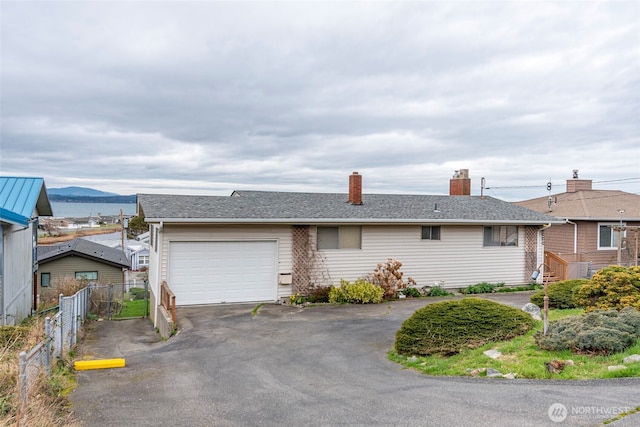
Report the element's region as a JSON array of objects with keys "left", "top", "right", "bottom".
[{"left": 168, "top": 240, "right": 278, "bottom": 305}]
